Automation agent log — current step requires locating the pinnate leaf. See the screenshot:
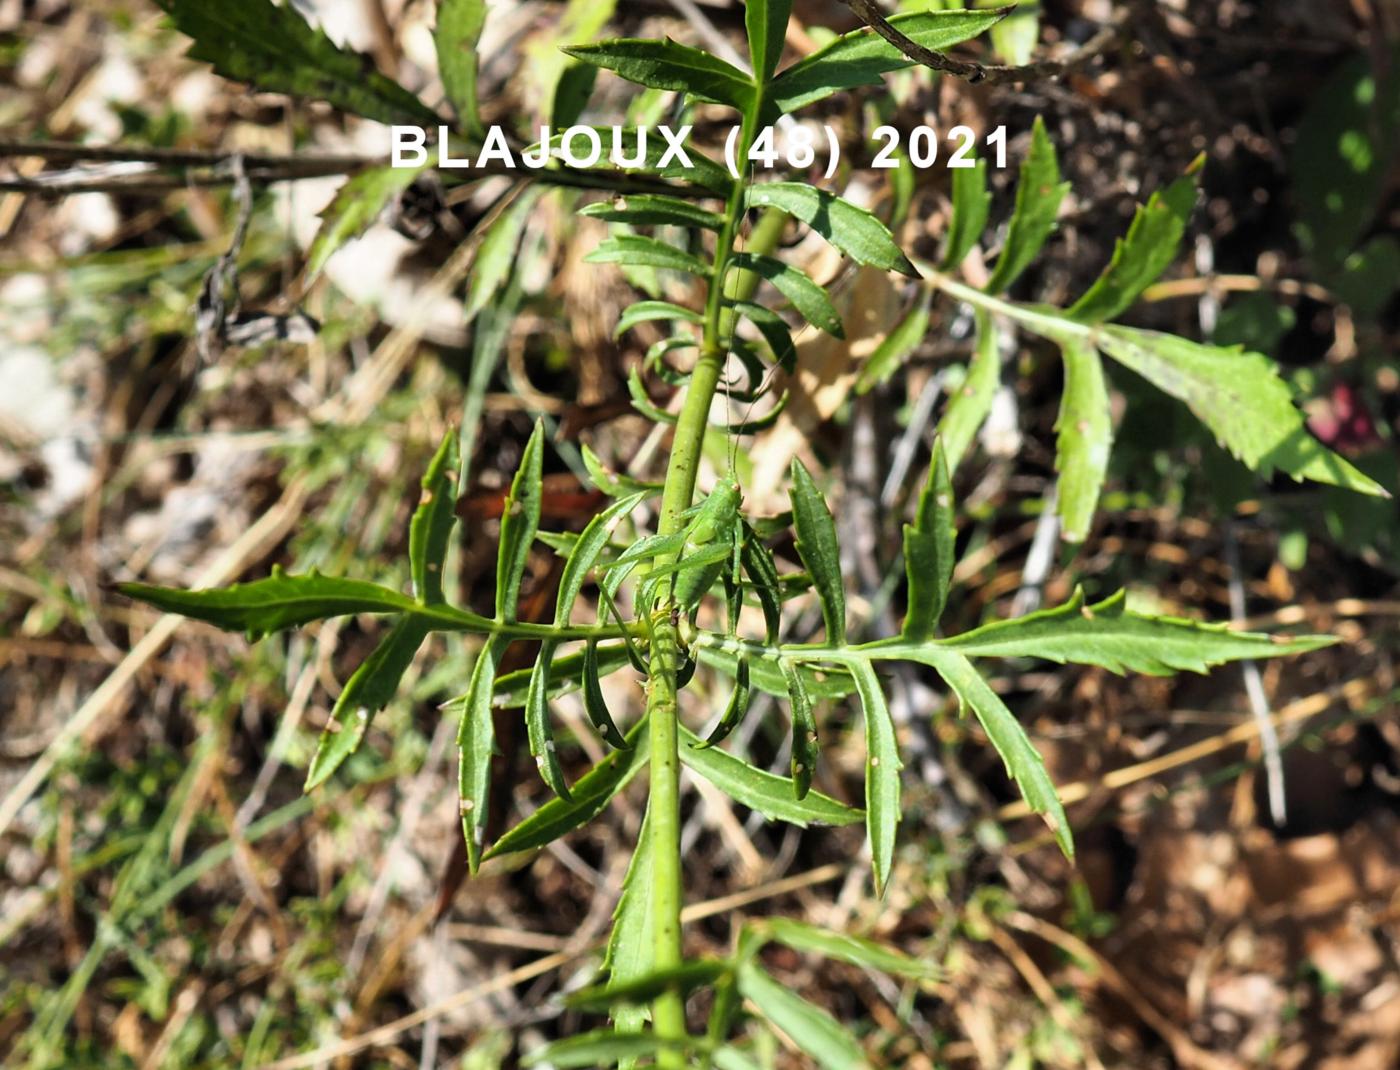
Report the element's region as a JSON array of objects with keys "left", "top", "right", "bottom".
[
  {"left": 581, "top": 195, "right": 725, "bottom": 231},
  {"left": 409, "top": 429, "right": 460, "bottom": 604},
  {"left": 587, "top": 235, "right": 711, "bottom": 276},
  {"left": 781, "top": 660, "right": 819, "bottom": 798},
  {"left": 937, "top": 308, "right": 1000, "bottom": 471},
  {"left": 496, "top": 421, "right": 545, "bottom": 622},
  {"left": 941, "top": 158, "right": 991, "bottom": 271},
  {"left": 457, "top": 635, "right": 508, "bottom": 872}
]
